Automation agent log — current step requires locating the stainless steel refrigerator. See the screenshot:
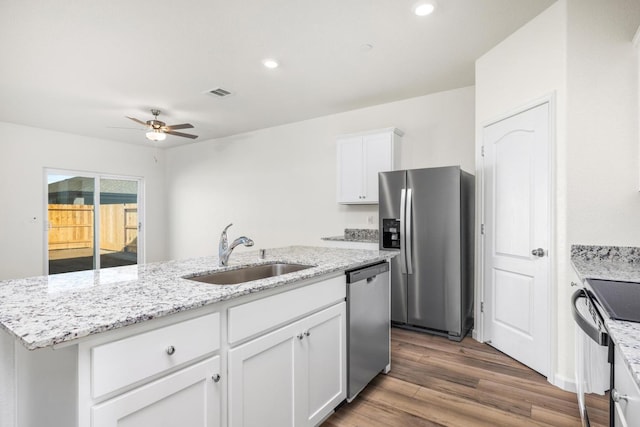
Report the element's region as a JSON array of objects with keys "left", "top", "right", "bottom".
[{"left": 379, "top": 166, "right": 474, "bottom": 341}]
